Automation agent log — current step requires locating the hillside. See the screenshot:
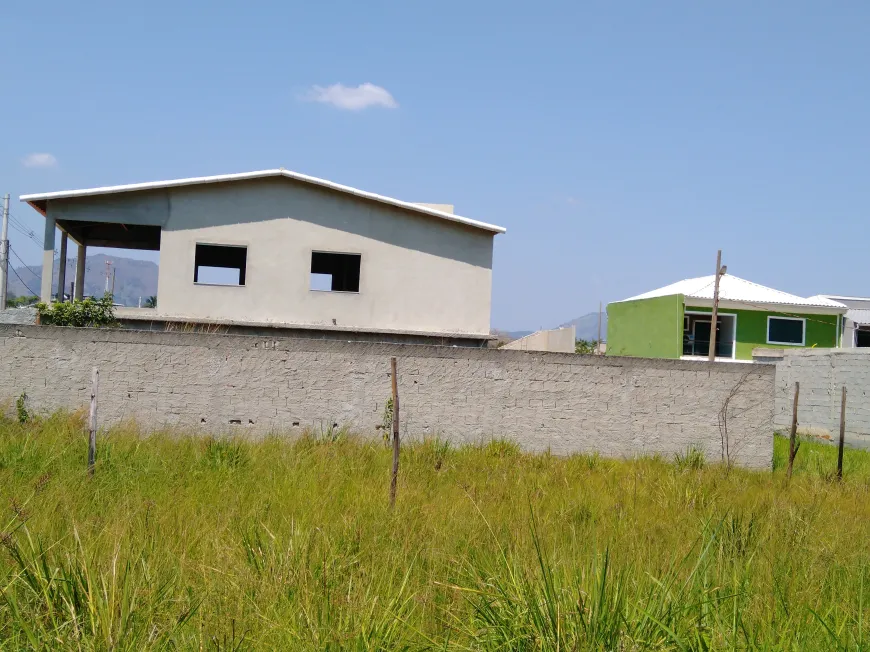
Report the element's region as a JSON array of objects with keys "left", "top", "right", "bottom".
[
  {"left": 8, "top": 254, "right": 158, "bottom": 307},
  {"left": 559, "top": 311, "right": 607, "bottom": 341},
  {"left": 495, "top": 311, "right": 608, "bottom": 344}
]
